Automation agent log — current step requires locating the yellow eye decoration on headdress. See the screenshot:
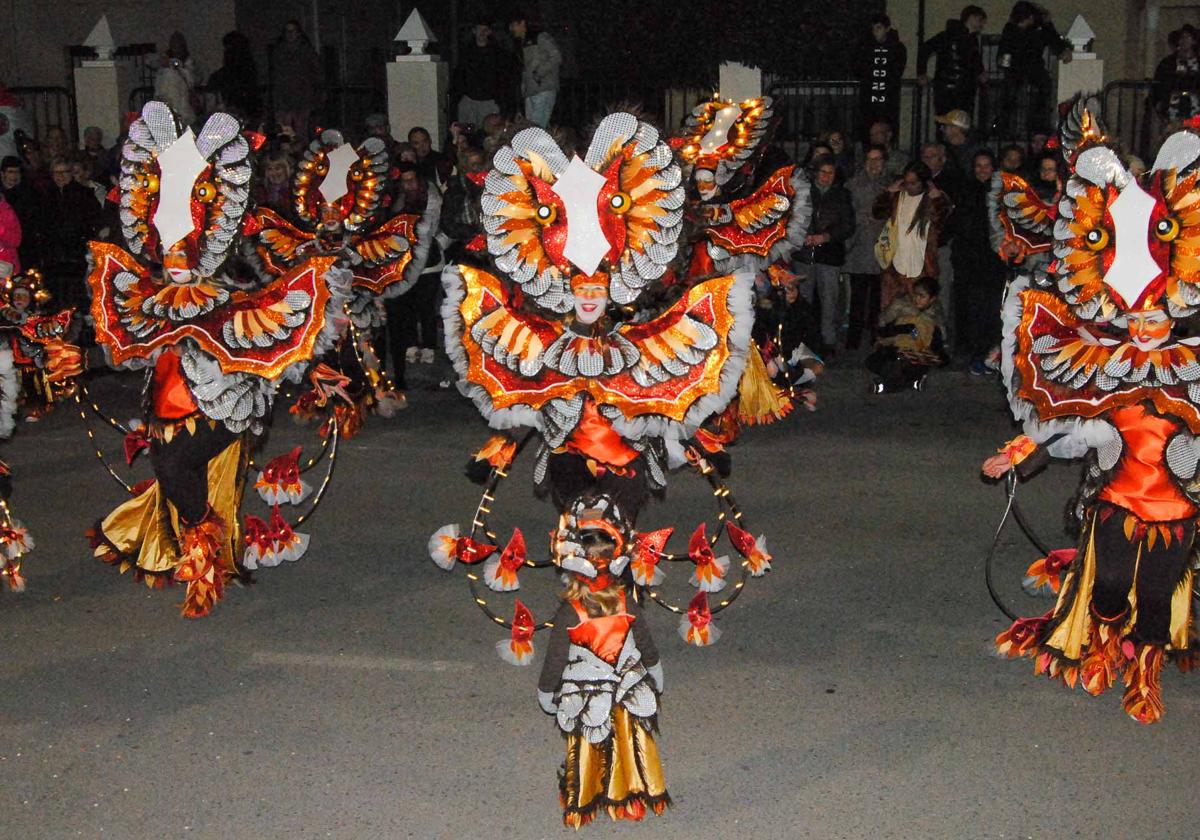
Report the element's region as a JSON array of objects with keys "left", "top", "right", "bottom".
[
  {"left": 608, "top": 191, "right": 632, "bottom": 215},
  {"left": 534, "top": 203, "right": 557, "bottom": 226},
  {"left": 1084, "top": 227, "right": 1110, "bottom": 251},
  {"left": 1154, "top": 216, "right": 1180, "bottom": 243},
  {"left": 192, "top": 180, "right": 218, "bottom": 203},
  {"left": 141, "top": 172, "right": 160, "bottom": 192}
]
